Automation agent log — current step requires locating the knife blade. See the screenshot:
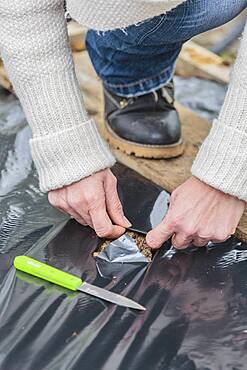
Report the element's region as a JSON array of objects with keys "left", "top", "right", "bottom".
[{"left": 14, "top": 256, "right": 145, "bottom": 311}]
